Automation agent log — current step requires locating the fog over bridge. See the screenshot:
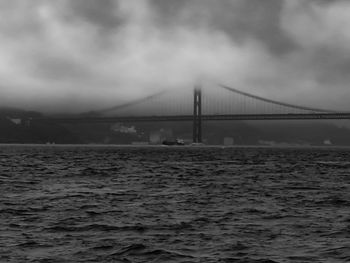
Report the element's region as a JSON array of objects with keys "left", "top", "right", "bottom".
[{"left": 38, "top": 84, "right": 350, "bottom": 143}]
